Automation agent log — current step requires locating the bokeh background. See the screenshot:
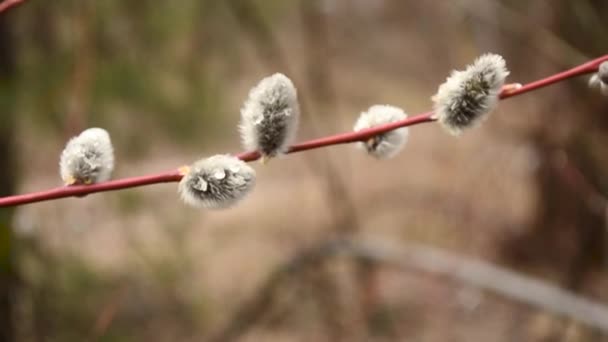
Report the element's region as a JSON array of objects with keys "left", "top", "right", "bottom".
[{"left": 1, "top": 0, "right": 608, "bottom": 341}]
